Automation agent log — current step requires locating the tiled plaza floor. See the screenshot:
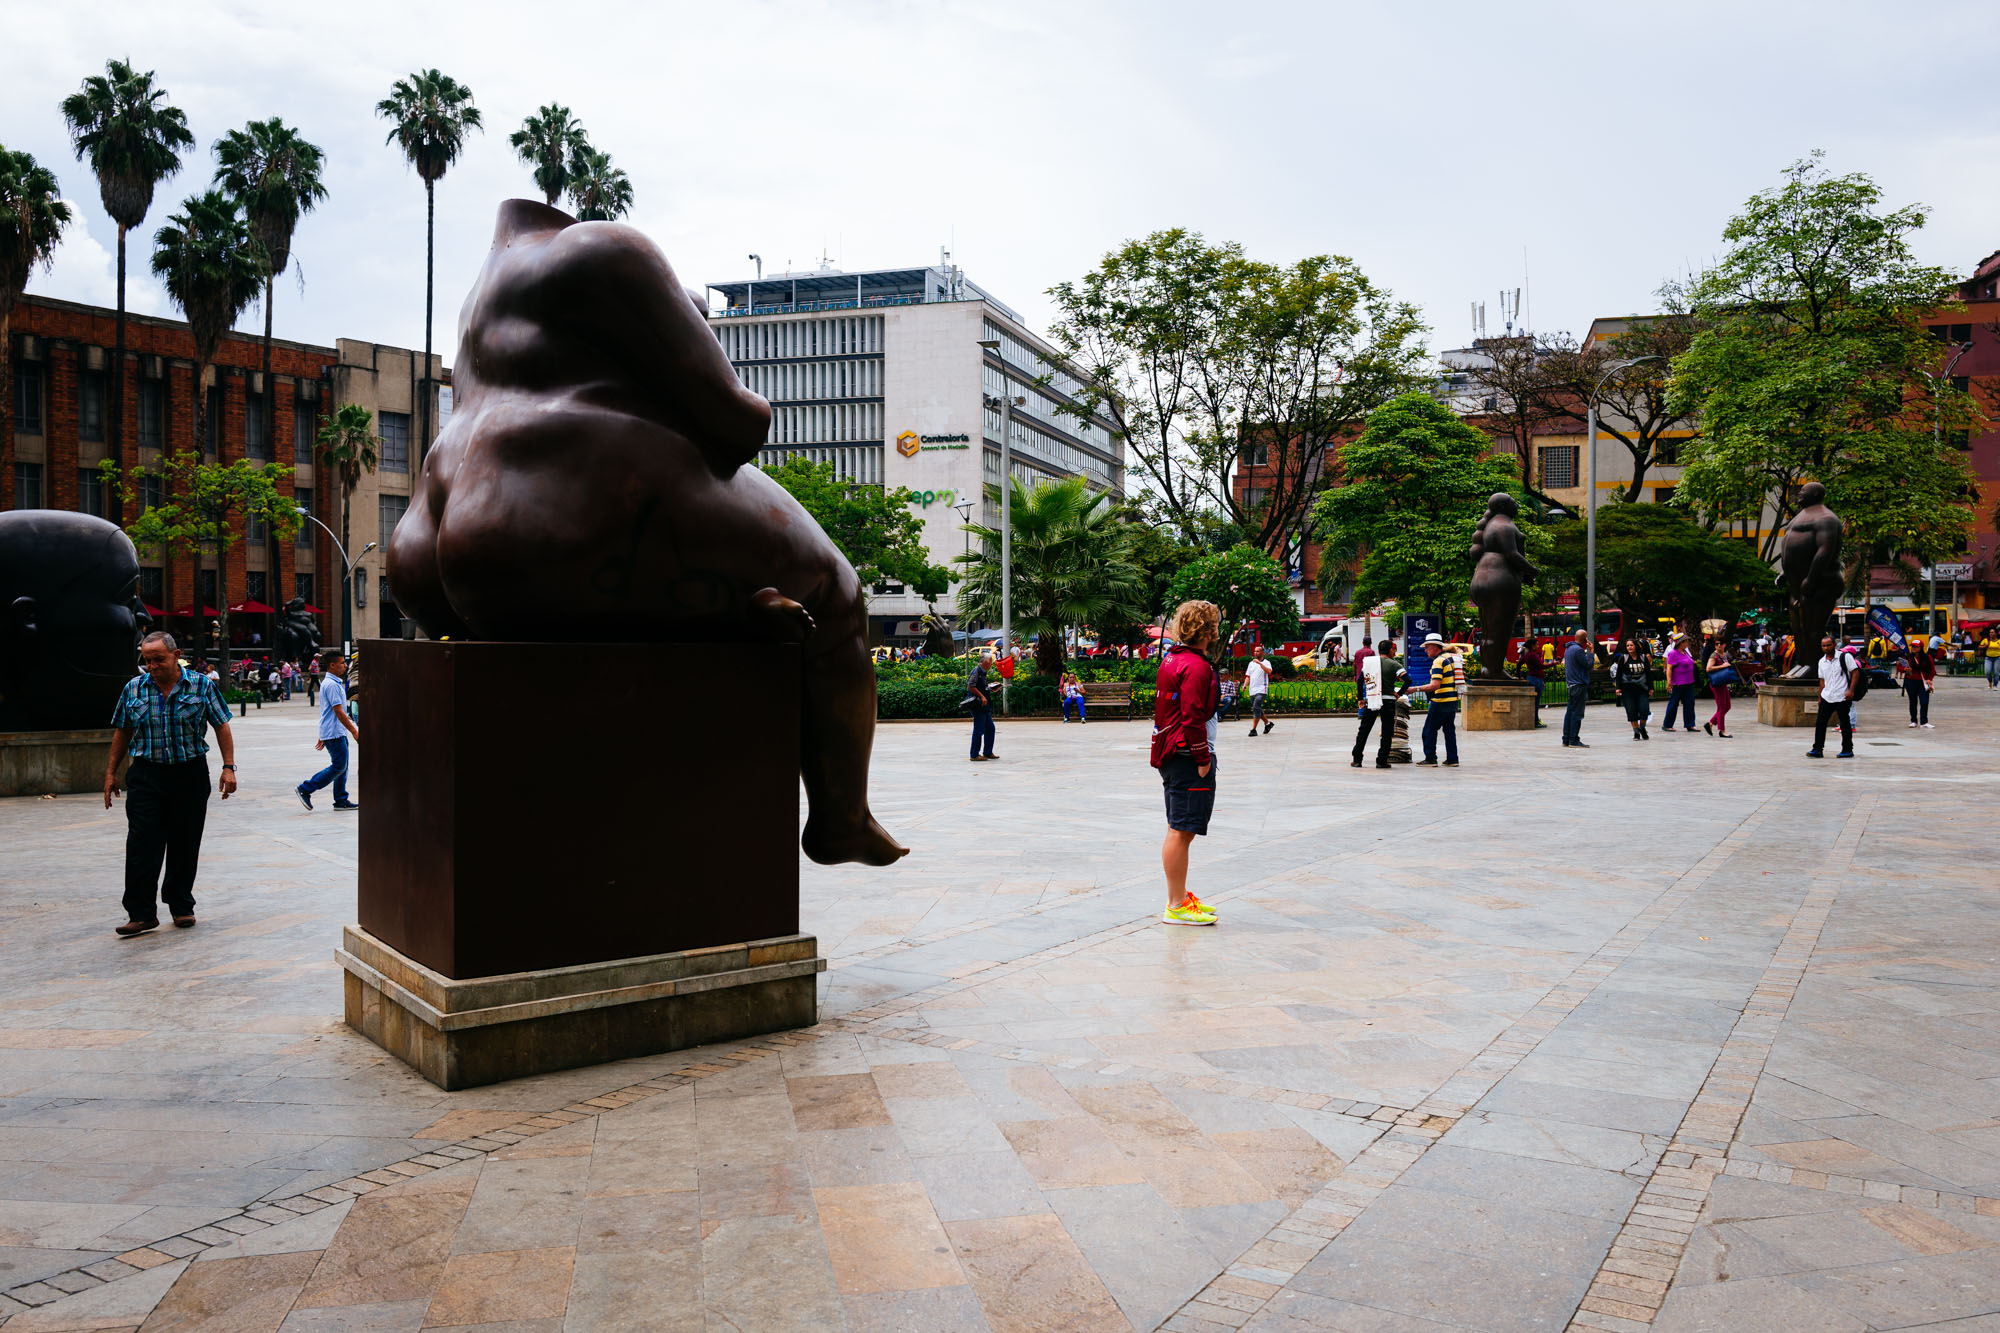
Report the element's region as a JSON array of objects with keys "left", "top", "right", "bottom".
[{"left": 2, "top": 682, "right": 1997, "bottom": 1331}]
